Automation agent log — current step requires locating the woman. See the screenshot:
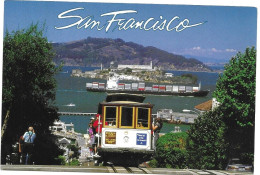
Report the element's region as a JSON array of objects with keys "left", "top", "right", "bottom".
[{"left": 88, "top": 123, "right": 95, "bottom": 146}]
